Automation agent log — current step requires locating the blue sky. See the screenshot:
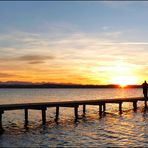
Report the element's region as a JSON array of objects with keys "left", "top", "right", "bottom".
[
  {"left": 1, "top": 1, "right": 148, "bottom": 35},
  {"left": 0, "top": 1, "right": 148, "bottom": 85}
]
